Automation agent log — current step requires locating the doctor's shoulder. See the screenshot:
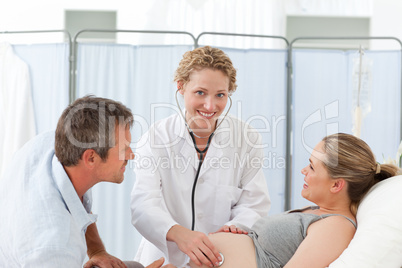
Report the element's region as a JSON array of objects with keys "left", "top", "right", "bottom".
[{"left": 136, "top": 113, "right": 186, "bottom": 149}]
